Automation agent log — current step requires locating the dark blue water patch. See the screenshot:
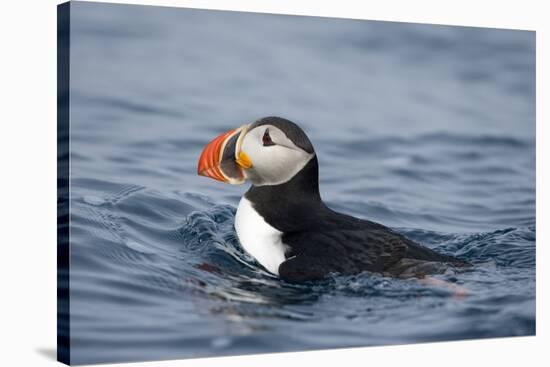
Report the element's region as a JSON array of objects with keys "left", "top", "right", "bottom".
[
  {"left": 76, "top": 93, "right": 185, "bottom": 119},
  {"left": 417, "top": 132, "right": 530, "bottom": 148}
]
